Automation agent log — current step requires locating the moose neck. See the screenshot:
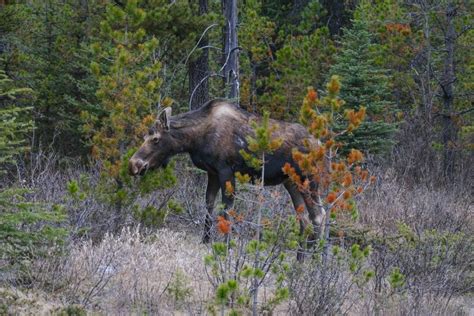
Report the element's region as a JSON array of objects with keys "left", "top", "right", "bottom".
[{"left": 167, "top": 114, "right": 208, "bottom": 154}]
